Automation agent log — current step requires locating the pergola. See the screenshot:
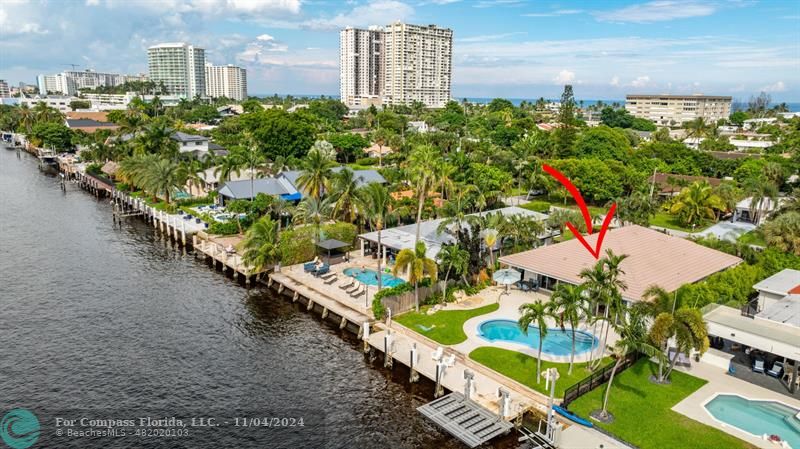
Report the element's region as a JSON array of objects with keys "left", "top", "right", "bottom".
[{"left": 316, "top": 239, "right": 349, "bottom": 263}]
